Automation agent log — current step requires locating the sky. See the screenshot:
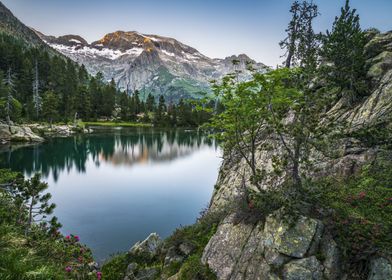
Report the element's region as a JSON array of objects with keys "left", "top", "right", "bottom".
[{"left": 2, "top": 0, "right": 392, "bottom": 66}]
